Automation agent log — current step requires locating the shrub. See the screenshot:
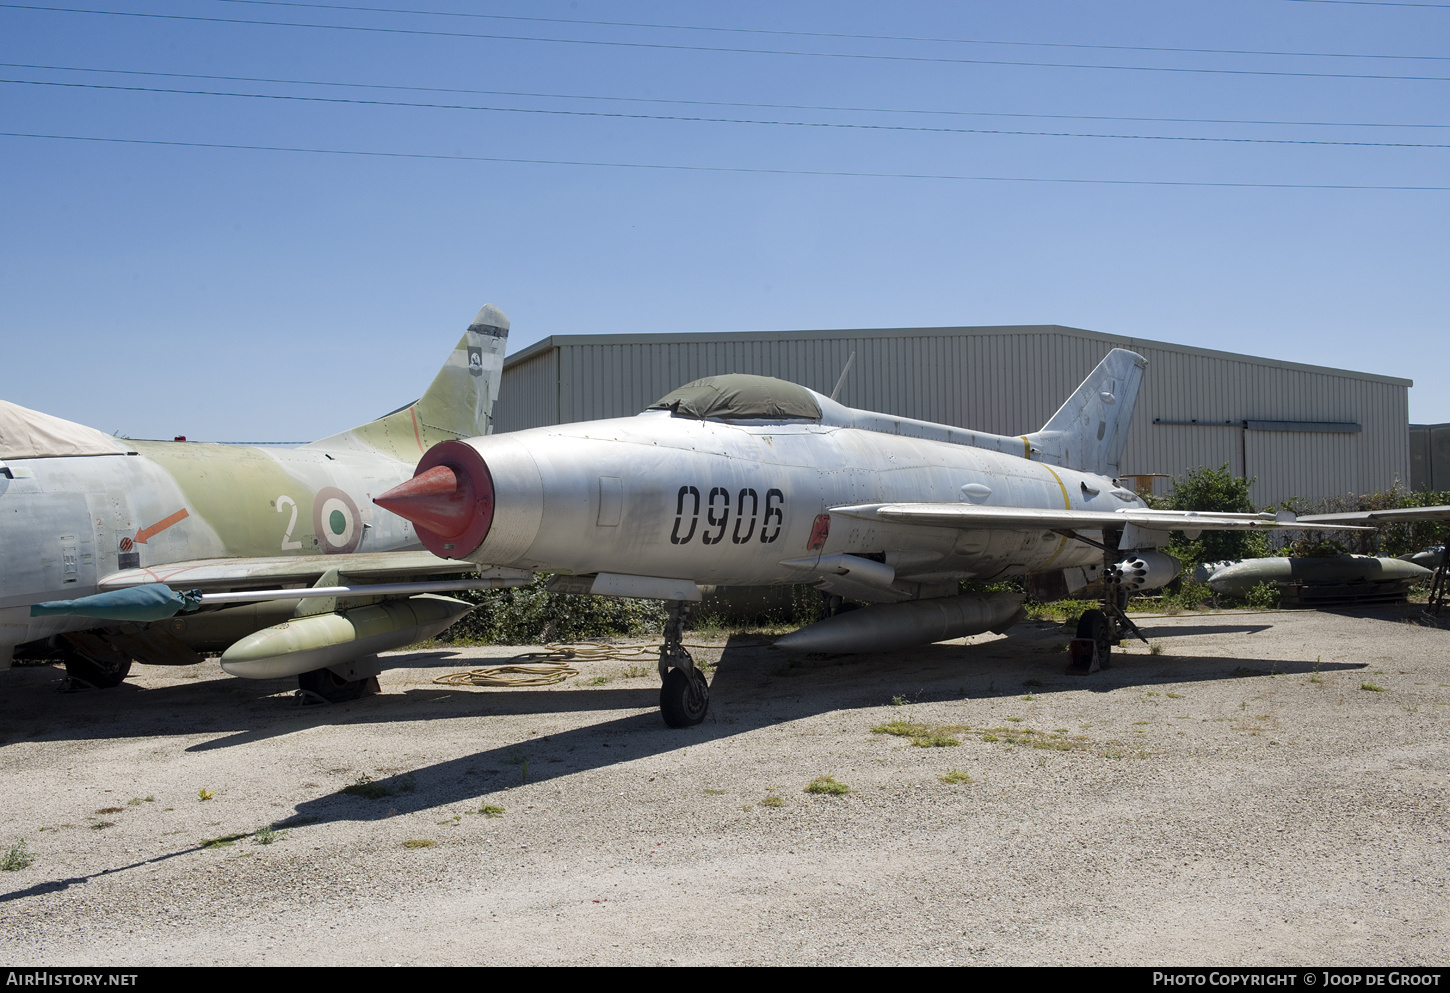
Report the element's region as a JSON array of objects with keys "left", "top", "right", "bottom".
[{"left": 440, "top": 578, "right": 668, "bottom": 645}]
